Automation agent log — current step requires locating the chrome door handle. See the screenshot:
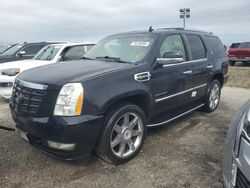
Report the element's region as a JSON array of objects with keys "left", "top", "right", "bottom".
[
  {"left": 207, "top": 65, "right": 213, "bottom": 69},
  {"left": 183, "top": 70, "right": 193, "bottom": 75}
]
